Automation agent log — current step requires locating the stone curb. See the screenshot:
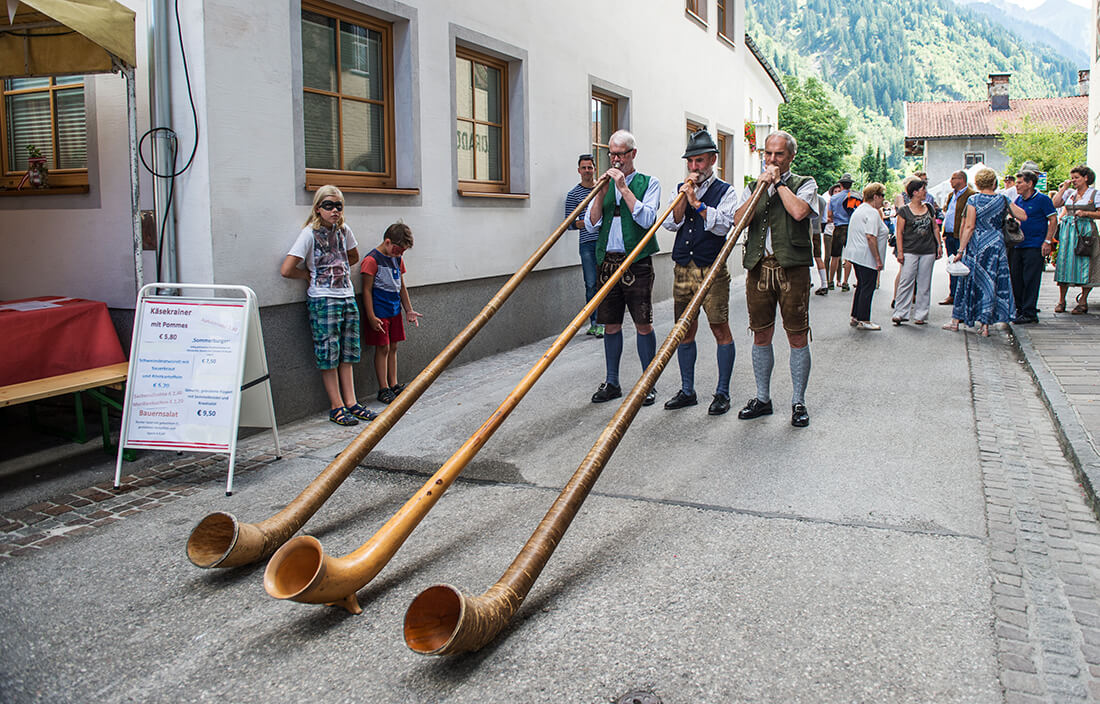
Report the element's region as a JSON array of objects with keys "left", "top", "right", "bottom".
[{"left": 1009, "top": 324, "right": 1100, "bottom": 521}]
